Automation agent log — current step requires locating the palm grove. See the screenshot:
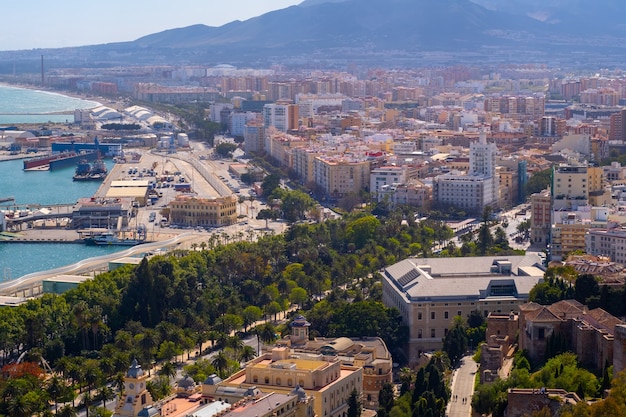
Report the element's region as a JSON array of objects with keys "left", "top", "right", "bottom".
[{"left": 0, "top": 193, "right": 537, "bottom": 416}]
